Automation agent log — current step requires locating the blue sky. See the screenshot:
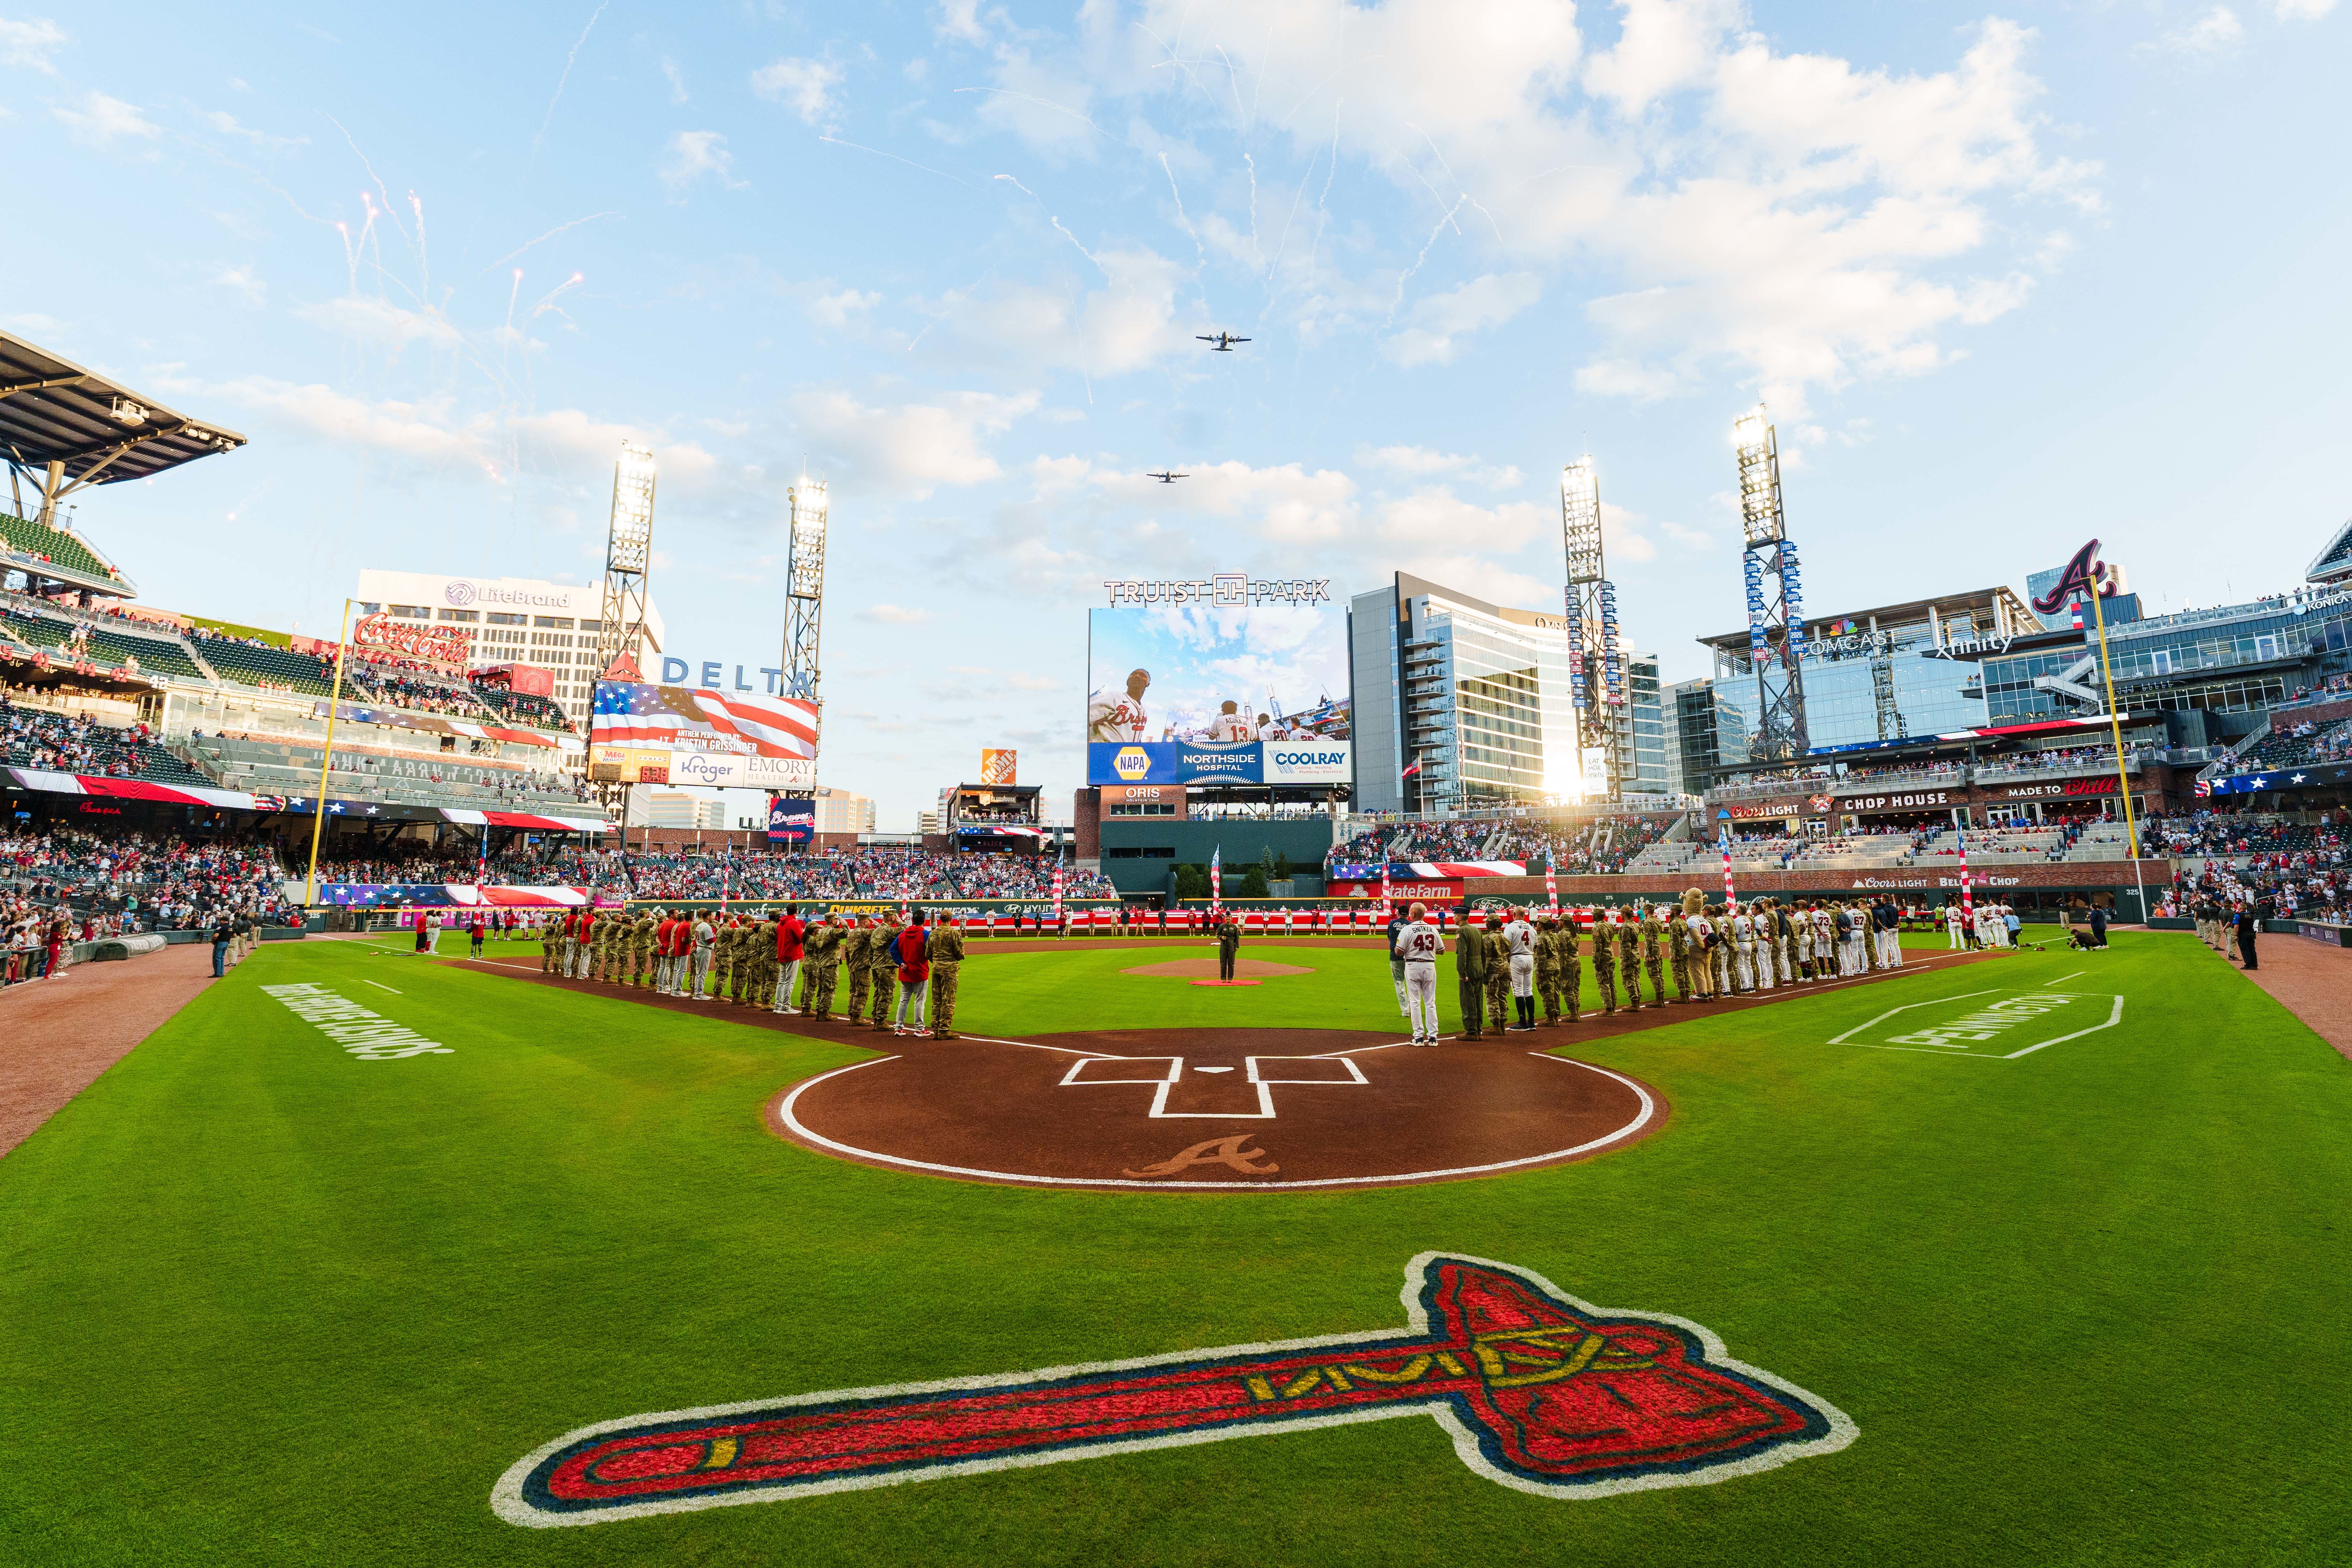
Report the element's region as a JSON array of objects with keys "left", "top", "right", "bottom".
[{"left": 4, "top": 0, "right": 2347, "bottom": 826}]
